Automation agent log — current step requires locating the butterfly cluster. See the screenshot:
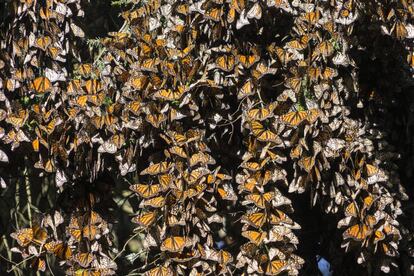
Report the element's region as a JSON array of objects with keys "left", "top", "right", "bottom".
[{"left": 1, "top": 0, "right": 414, "bottom": 275}]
